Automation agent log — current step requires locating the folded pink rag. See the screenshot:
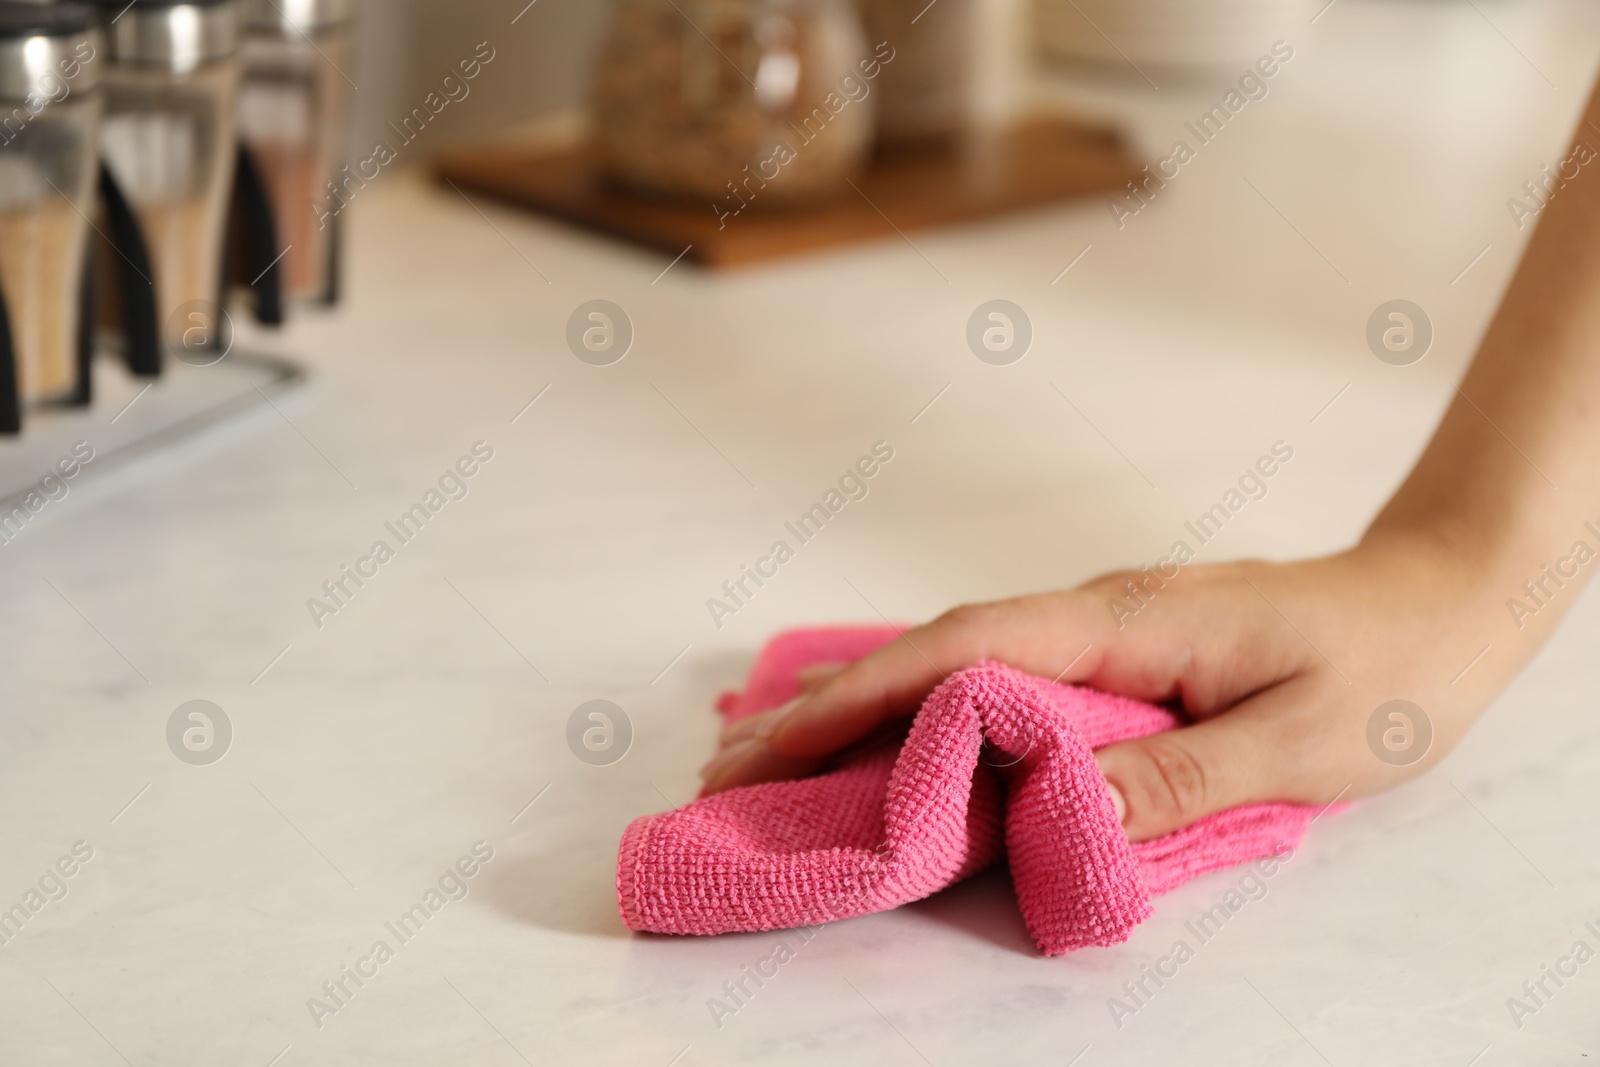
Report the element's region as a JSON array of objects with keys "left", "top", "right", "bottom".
[{"left": 617, "top": 626, "right": 1325, "bottom": 955}]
